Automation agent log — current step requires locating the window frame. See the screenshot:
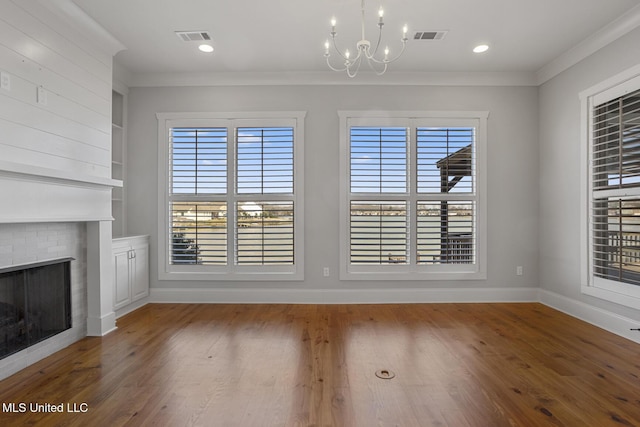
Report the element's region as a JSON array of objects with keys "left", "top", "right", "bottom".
[
  {"left": 157, "top": 112, "right": 305, "bottom": 281},
  {"left": 580, "top": 66, "right": 640, "bottom": 309},
  {"left": 338, "top": 110, "right": 488, "bottom": 281}
]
